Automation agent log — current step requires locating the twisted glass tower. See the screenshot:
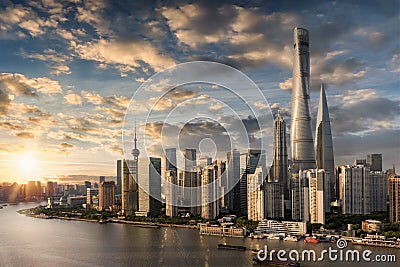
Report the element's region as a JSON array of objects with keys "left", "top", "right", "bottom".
[{"left": 290, "top": 27, "right": 315, "bottom": 171}]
